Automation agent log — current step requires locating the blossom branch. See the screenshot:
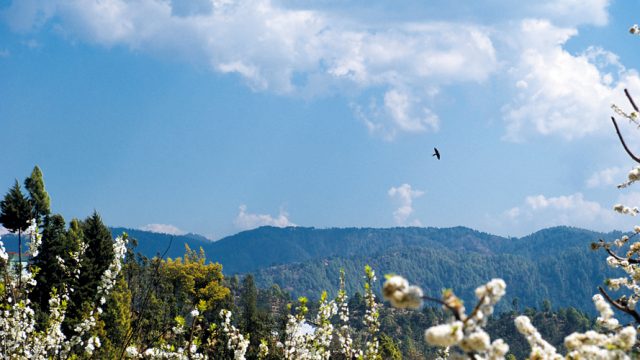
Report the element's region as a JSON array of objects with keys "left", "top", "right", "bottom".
[{"left": 597, "top": 286, "right": 640, "bottom": 324}]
